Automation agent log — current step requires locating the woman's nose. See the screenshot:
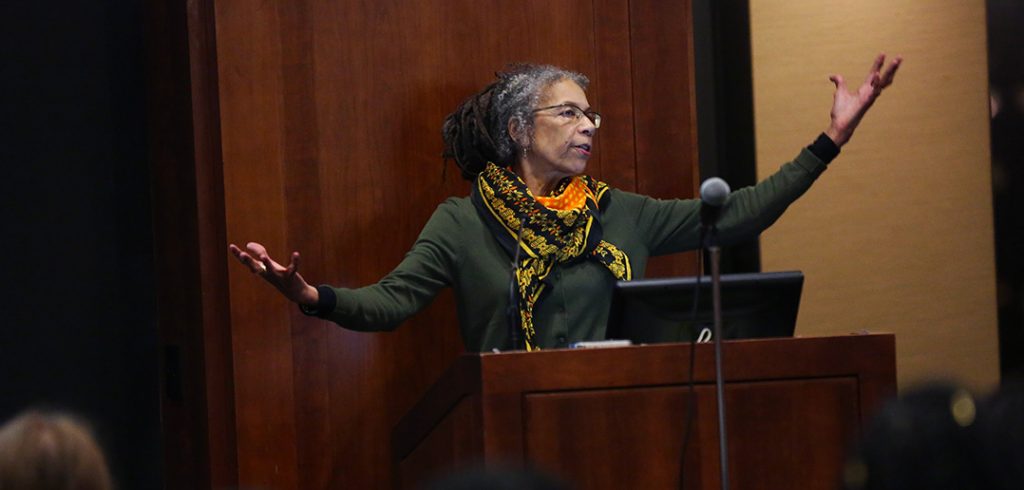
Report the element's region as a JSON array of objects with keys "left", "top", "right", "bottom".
[{"left": 579, "top": 120, "right": 596, "bottom": 136}]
